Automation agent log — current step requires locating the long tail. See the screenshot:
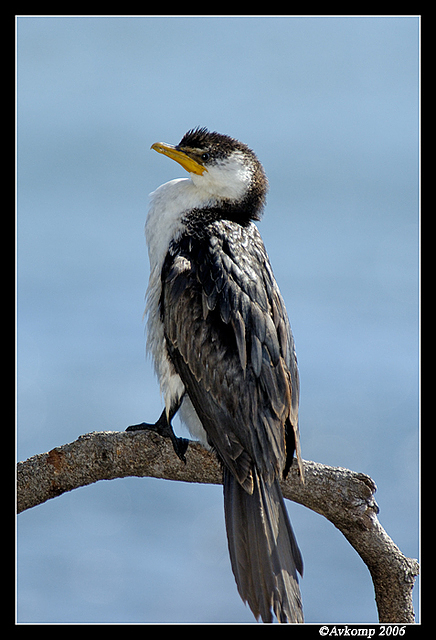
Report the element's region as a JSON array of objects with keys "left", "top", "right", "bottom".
[{"left": 223, "top": 466, "right": 304, "bottom": 623}]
